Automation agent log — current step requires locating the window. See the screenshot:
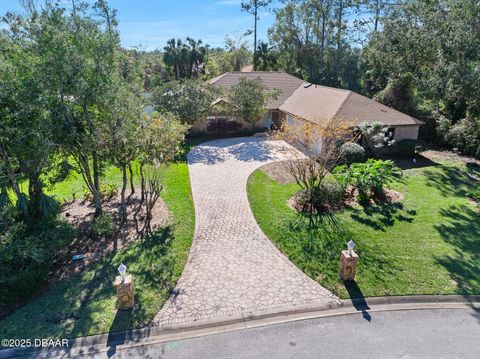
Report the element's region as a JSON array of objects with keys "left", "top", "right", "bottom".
[
  {"left": 386, "top": 127, "right": 395, "bottom": 141},
  {"left": 206, "top": 117, "right": 217, "bottom": 132},
  {"left": 206, "top": 116, "right": 240, "bottom": 133}
]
